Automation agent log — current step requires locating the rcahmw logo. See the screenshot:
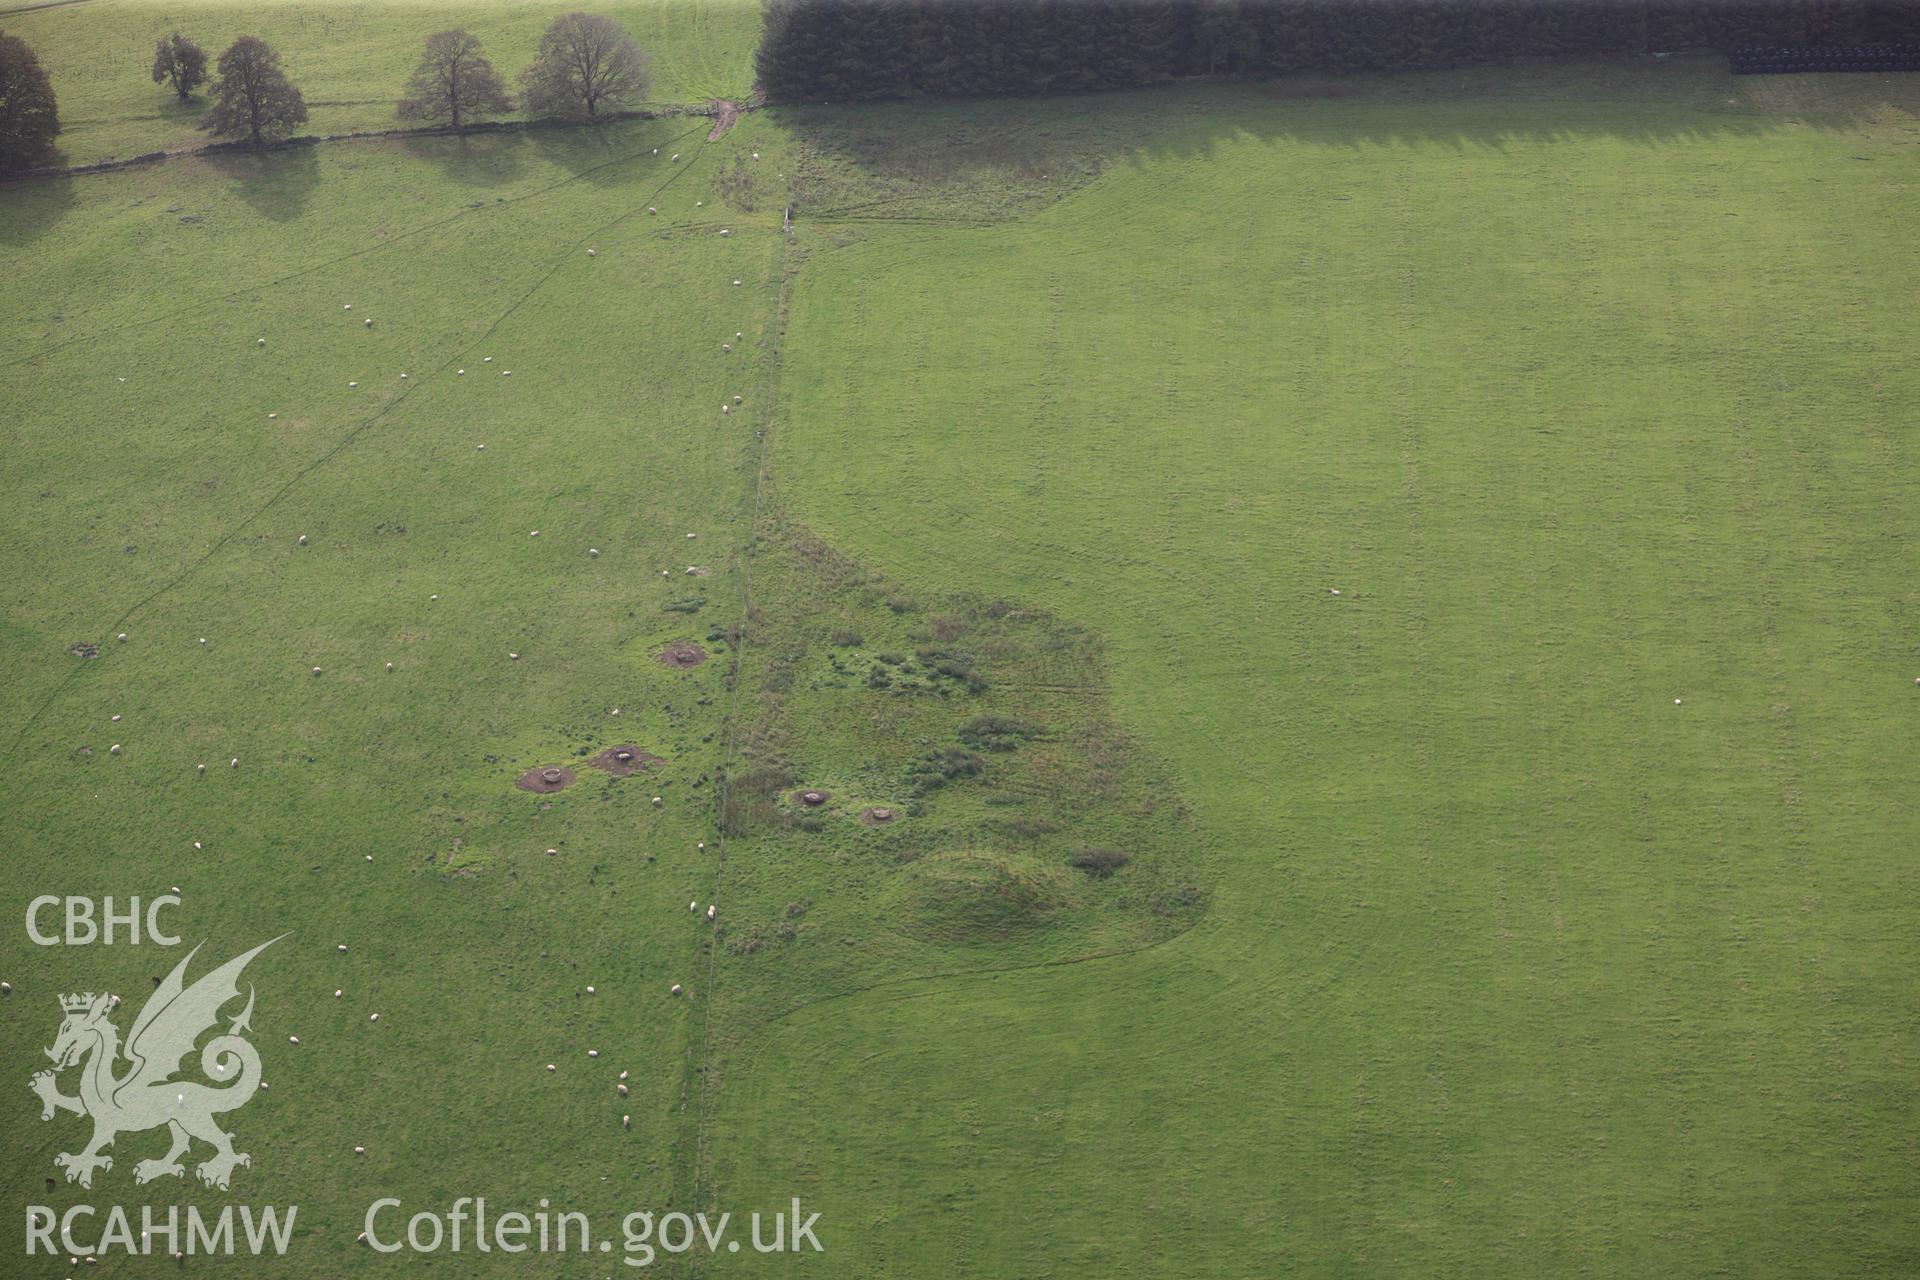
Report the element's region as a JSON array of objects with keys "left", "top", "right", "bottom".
[
  {"left": 31, "top": 937, "right": 282, "bottom": 1189},
  {"left": 23, "top": 936, "right": 297, "bottom": 1259}
]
